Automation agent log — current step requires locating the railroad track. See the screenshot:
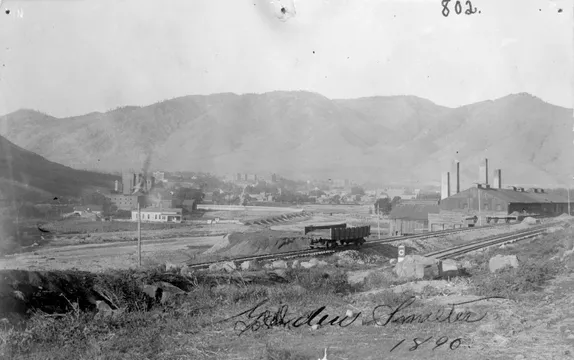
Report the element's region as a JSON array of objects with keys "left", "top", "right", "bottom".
[
  {"left": 185, "top": 220, "right": 540, "bottom": 270},
  {"left": 367, "top": 220, "right": 519, "bottom": 245},
  {"left": 426, "top": 223, "right": 553, "bottom": 260}
]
